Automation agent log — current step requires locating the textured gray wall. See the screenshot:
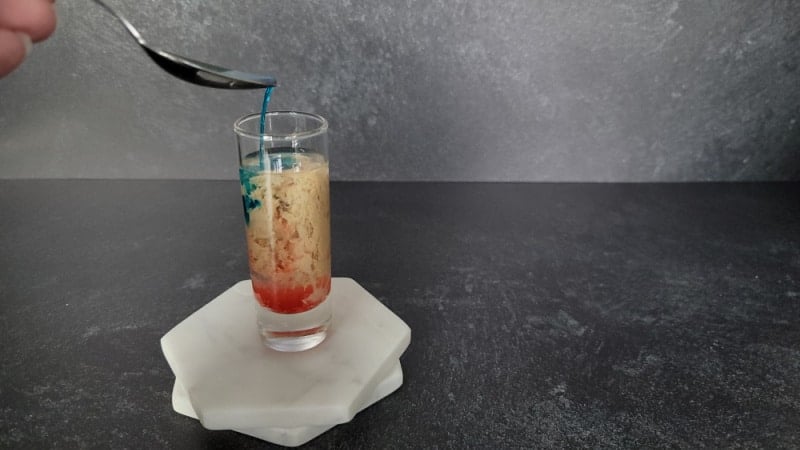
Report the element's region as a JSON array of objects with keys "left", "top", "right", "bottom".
[{"left": 0, "top": 0, "right": 798, "bottom": 181}]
